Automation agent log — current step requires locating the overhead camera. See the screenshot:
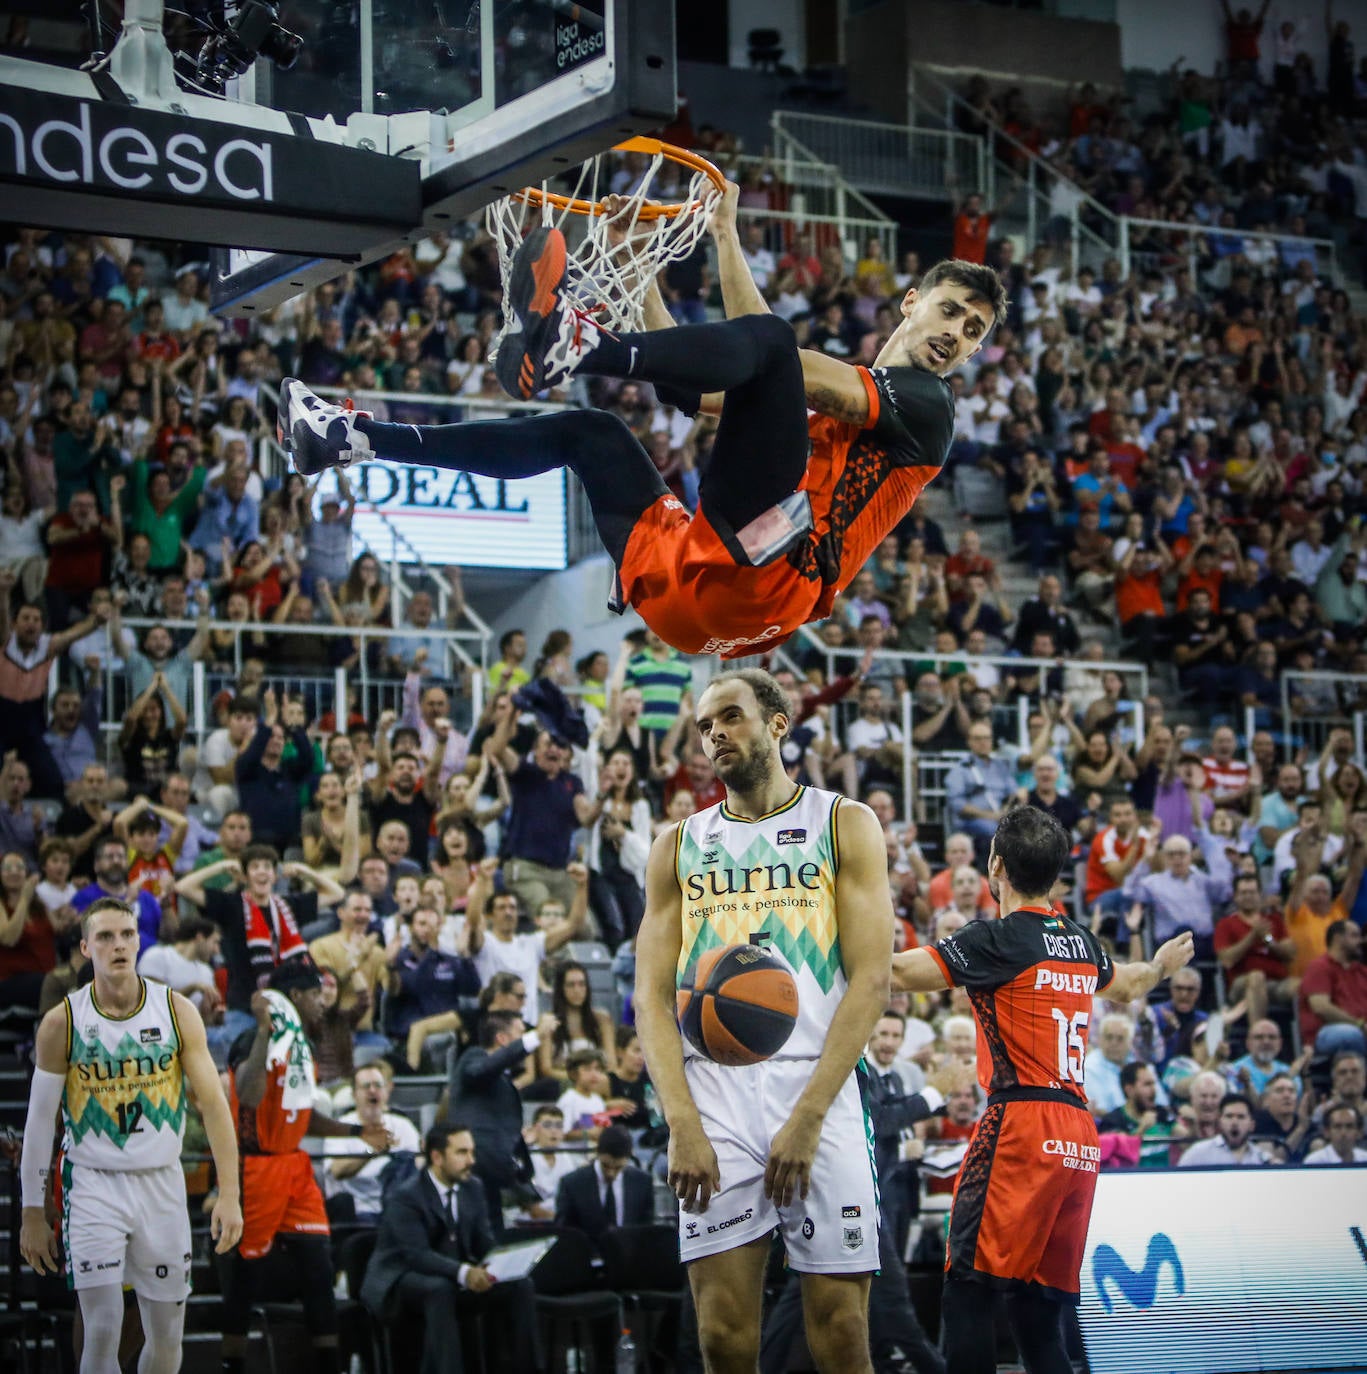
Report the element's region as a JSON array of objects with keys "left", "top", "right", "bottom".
[{"left": 195, "top": 1, "right": 303, "bottom": 91}]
